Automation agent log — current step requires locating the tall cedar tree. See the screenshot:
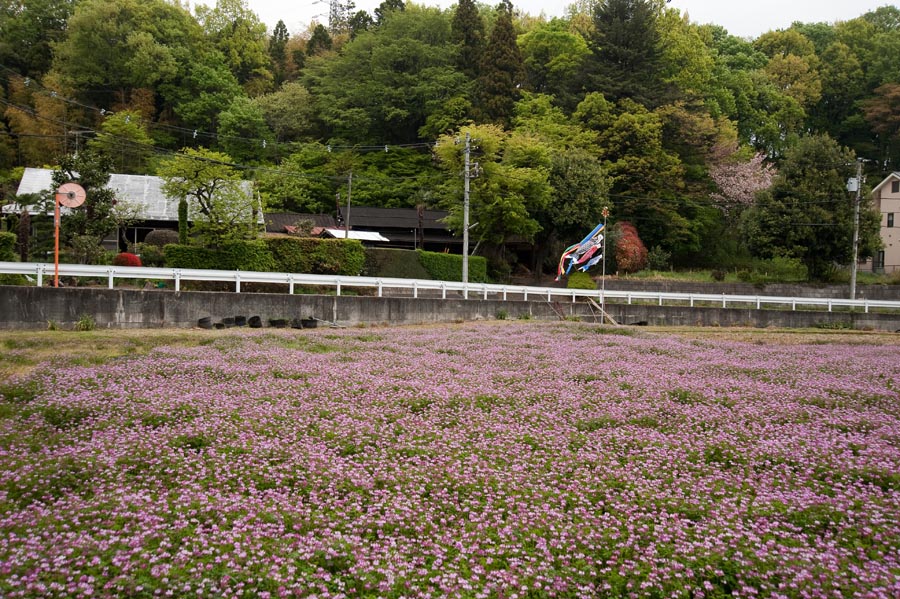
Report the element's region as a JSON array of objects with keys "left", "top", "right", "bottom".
[
  {"left": 588, "top": 0, "right": 666, "bottom": 107},
  {"left": 475, "top": 0, "right": 524, "bottom": 126},
  {"left": 269, "top": 20, "right": 289, "bottom": 83},
  {"left": 451, "top": 0, "right": 485, "bottom": 79}
]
